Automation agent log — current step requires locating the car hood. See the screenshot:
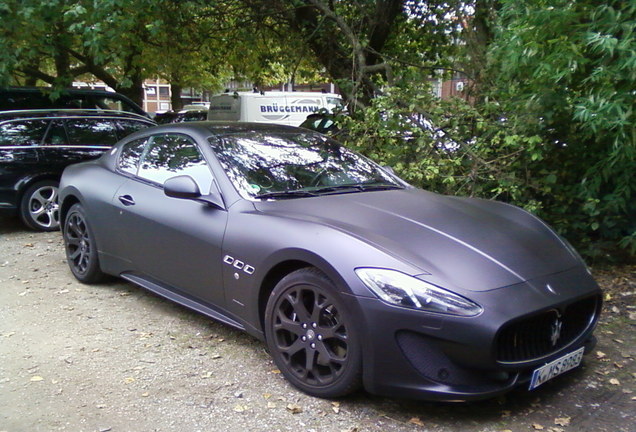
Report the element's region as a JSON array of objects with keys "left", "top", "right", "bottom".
[{"left": 253, "top": 189, "right": 580, "bottom": 292}]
